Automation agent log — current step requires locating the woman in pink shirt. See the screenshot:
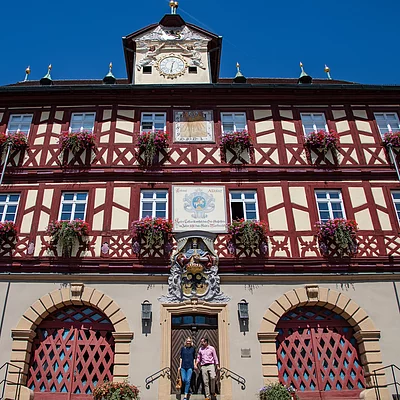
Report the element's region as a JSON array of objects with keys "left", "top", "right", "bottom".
[{"left": 195, "top": 337, "right": 220, "bottom": 400}]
